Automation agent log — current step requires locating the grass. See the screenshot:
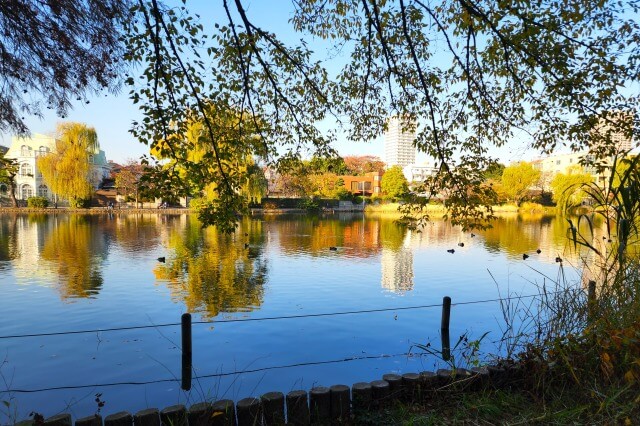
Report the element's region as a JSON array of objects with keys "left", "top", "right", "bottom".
[{"left": 359, "top": 384, "right": 638, "bottom": 425}]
